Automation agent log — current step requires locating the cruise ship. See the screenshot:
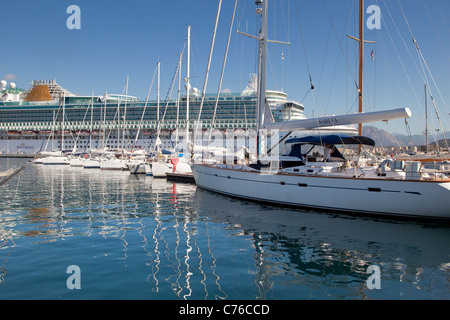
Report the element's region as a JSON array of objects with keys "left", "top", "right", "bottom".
[{"left": 0, "top": 76, "right": 356, "bottom": 155}]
